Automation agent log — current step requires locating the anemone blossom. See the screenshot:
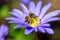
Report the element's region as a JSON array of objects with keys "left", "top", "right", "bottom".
[{"left": 5, "top": 1, "right": 60, "bottom": 35}]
